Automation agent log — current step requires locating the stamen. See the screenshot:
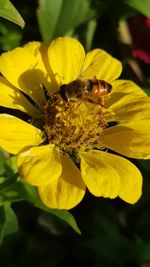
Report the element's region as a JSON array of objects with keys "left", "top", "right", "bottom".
[{"left": 43, "top": 93, "right": 108, "bottom": 157}]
